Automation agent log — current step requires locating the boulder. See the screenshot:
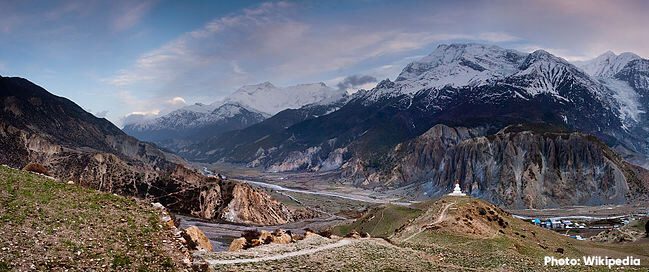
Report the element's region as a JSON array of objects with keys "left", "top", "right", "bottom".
[
  {"left": 182, "top": 226, "right": 213, "bottom": 251},
  {"left": 228, "top": 237, "right": 247, "bottom": 252},
  {"left": 304, "top": 230, "right": 321, "bottom": 239},
  {"left": 271, "top": 229, "right": 292, "bottom": 244},
  {"left": 345, "top": 230, "right": 361, "bottom": 239},
  {"left": 250, "top": 239, "right": 263, "bottom": 247},
  {"left": 259, "top": 230, "right": 273, "bottom": 244}
]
